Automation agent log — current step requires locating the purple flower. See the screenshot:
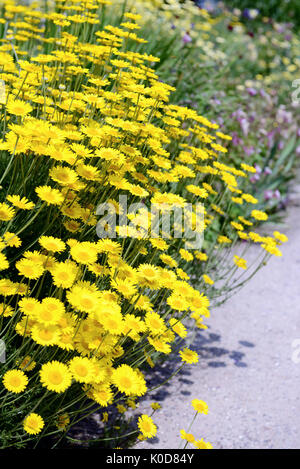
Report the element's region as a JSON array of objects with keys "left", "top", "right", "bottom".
[
  {"left": 296, "top": 145, "right": 300, "bottom": 156},
  {"left": 232, "top": 133, "right": 241, "bottom": 146},
  {"left": 267, "top": 130, "right": 276, "bottom": 148},
  {"left": 259, "top": 88, "right": 267, "bottom": 98},
  {"left": 182, "top": 33, "right": 192, "bottom": 44},
  {"left": 264, "top": 190, "right": 273, "bottom": 200},
  {"left": 246, "top": 87, "right": 257, "bottom": 96},
  {"left": 250, "top": 174, "right": 260, "bottom": 183},
  {"left": 232, "top": 109, "right": 246, "bottom": 120},
  {"left": 264, "top": 167, "right": 272, "bottom": 175},
  {"left": 210, "top": 97, "right": 221, "bottom": 106},
  {"left": 240, "top": 118, "right": 250, "bottom": 136},
  {"left": 254, "top": 163, "right": 262, "bottom": 174},
  {"left": 273, "top": 190, "right": 281, "bottom": 200},
  {"left": 264, "top": 189, "right": 280, "bottom": 200},
  {"left": 244, "top": 146, "right": 255, "bottom": 156},
  {"left": 276, "top": 107, "right": 292, "bottom": 124},
  {"left": 243, "top": 8, "right": 259, "bottom": 20}
]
